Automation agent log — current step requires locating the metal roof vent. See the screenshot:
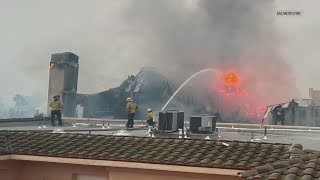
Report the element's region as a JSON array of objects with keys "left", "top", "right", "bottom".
[{"left": 189, "top": 114, "right": 216, "bottom": 134}]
